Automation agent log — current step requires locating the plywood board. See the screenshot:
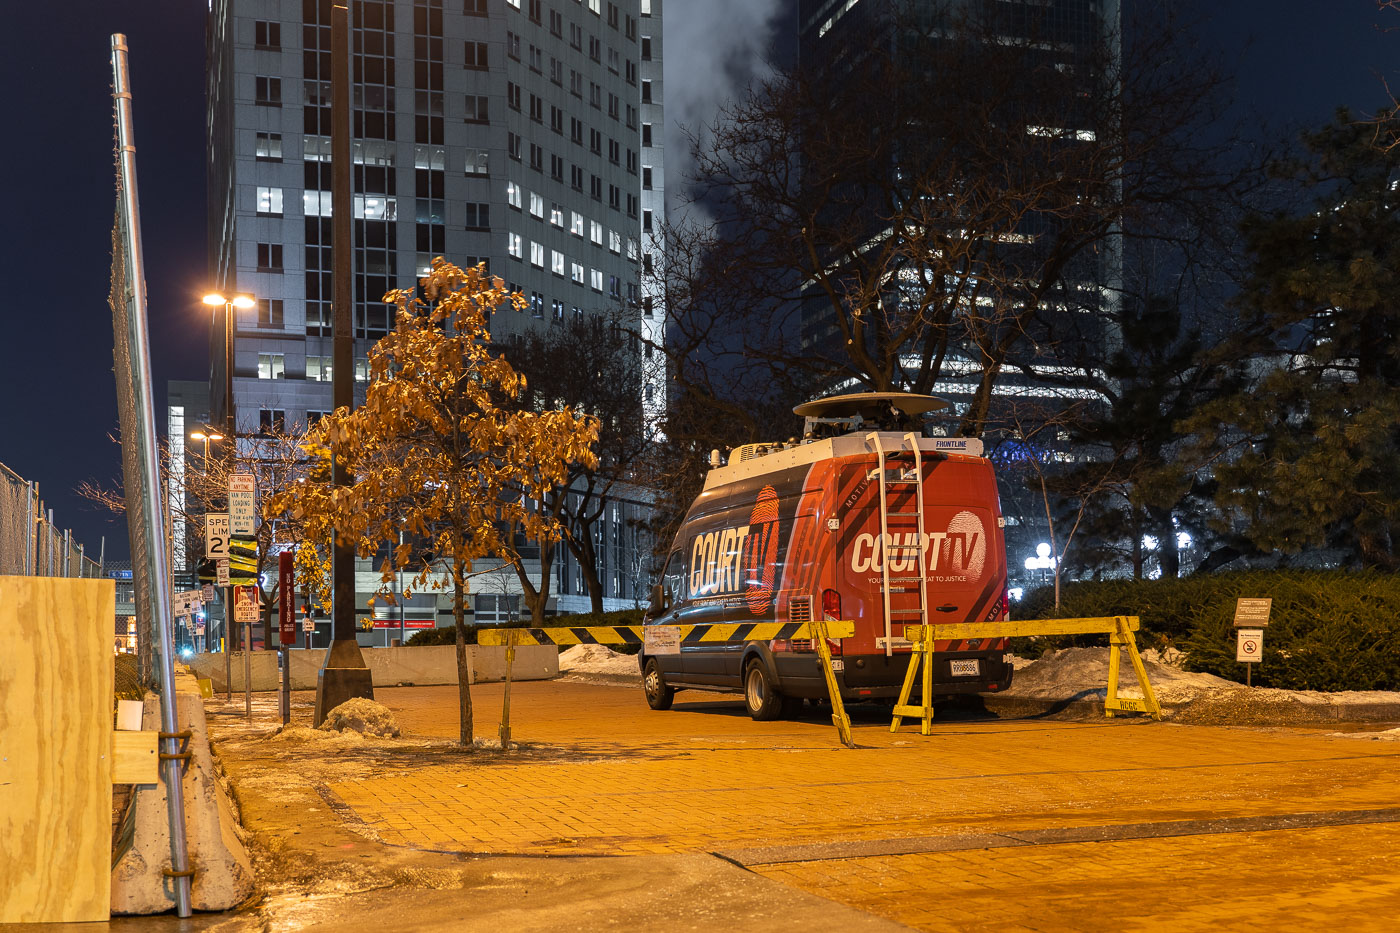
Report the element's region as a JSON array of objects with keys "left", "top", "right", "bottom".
[
  {"left": 0, "top": 576, "right": 116, "bottom": 923},
  {"left": 111, "top": 730, "right": 159, "bottom": 784}
]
